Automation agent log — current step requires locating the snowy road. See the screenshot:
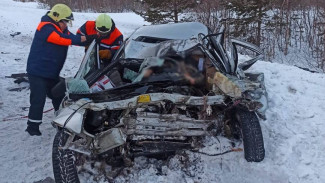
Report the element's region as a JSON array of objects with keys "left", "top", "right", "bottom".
[{"left": 0, "top": 0, "right": 324, "bottom": 183}]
